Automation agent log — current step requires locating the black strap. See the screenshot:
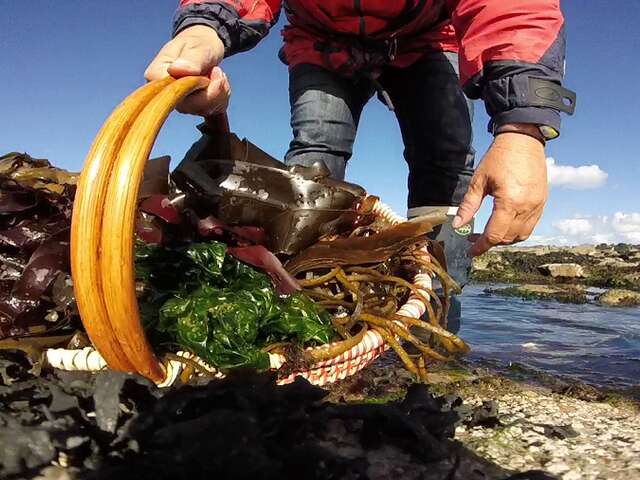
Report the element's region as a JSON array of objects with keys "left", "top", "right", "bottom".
[{"left": 528, "top": 77, "right": 577, "bottom": 115}]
